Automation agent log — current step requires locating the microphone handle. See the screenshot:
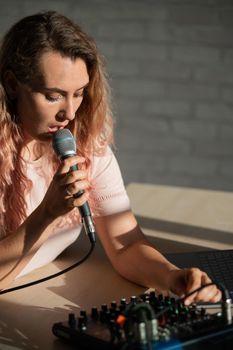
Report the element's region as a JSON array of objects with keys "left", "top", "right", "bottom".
[
  {"left": 63, "top": 156, "right": 91, "bottom": 217},
  {"left": 62, "top": 155, "right": 96, "bottom": 243}
]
